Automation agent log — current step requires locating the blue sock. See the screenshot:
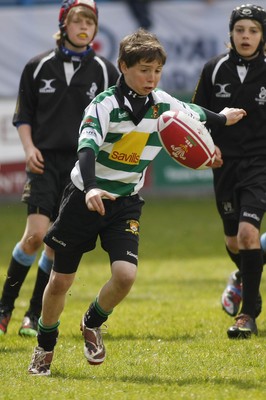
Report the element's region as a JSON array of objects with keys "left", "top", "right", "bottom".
[
  {"left": 260, "top": 232, "right": 266, "bottom": 253},
  {"left": 38, "top": 250, "right": 53, "bottom": 274},
  {"left": 12, "top": 242, "right": 37, "bottom": 267}
]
